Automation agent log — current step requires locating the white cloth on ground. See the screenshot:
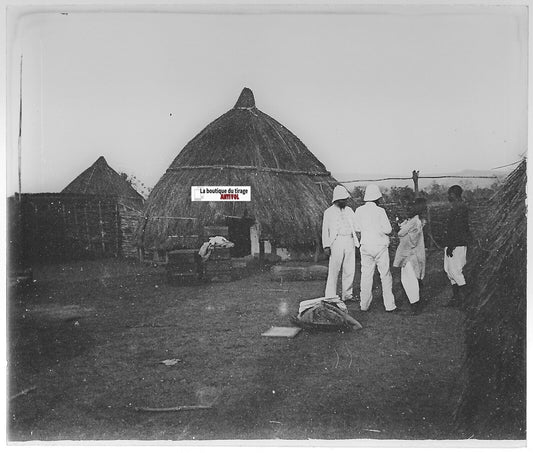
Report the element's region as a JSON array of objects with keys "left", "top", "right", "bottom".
[
  {"left": 444, "top": 246, "right": 467, "bottom": 286},
  {"left": 296, "top": 296, "right": 359, "bottom": 329},
  {"left": 298, "top": 296, "right": 346, "bottom": 315}
]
